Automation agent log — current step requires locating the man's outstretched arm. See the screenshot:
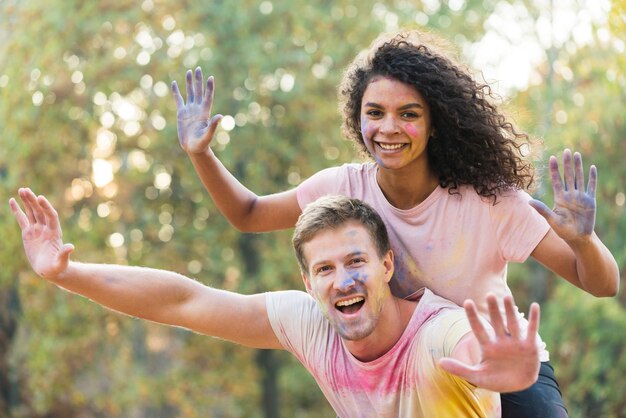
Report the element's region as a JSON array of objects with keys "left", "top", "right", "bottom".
[
  {"left": 439, "top": 294, "right": 541, "bottom": 393},
  {"left": 9, "top": 187, "right": 283, "bottom": 350}
]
